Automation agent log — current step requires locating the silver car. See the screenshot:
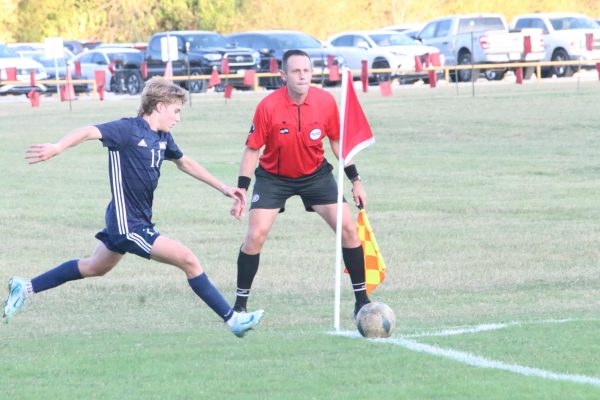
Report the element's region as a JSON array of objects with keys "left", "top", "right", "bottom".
[{"left": 326, "top": 30, "right": 444, "bottom": 84}]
